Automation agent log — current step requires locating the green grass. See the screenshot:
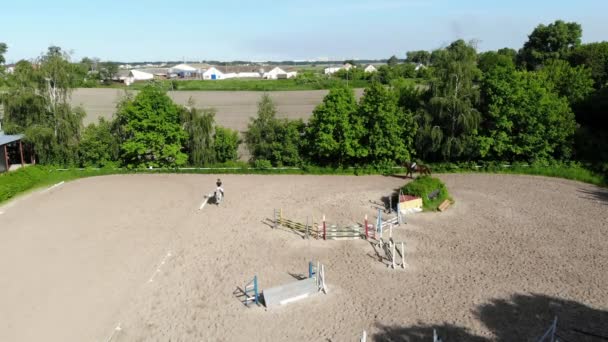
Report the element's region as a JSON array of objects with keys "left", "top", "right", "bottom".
[
  {"left": 400, "top": 176, "right": 452, "bottom": 211},
  {"left": 0, "top": 166, "right": 120, "bottom": 205},
  {"left": 428, "top": 161, "right": 606, "bottom": 187},
  {"left": 124, "top": 78, "right": 371, "bottom": 91}
]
